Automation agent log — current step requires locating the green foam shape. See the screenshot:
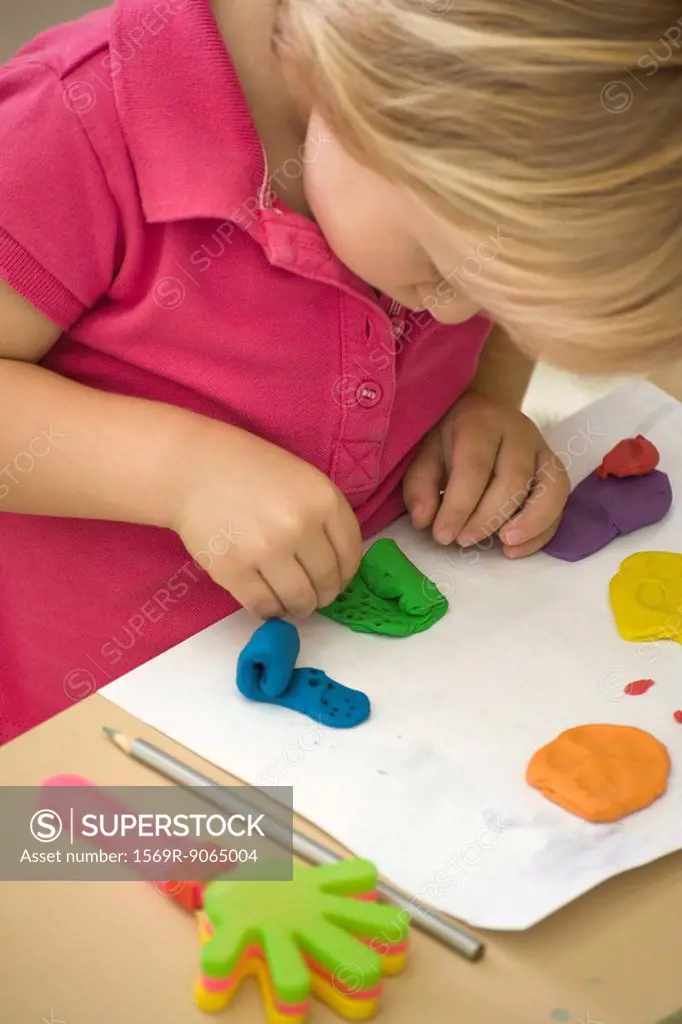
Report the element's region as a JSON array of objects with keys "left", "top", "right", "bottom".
[
  {"left": 201, "top": 858, "right": 410, "bottom": 1005},
  {"left": 320, "top": 538, "right": 448, "bottom": 636}
]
